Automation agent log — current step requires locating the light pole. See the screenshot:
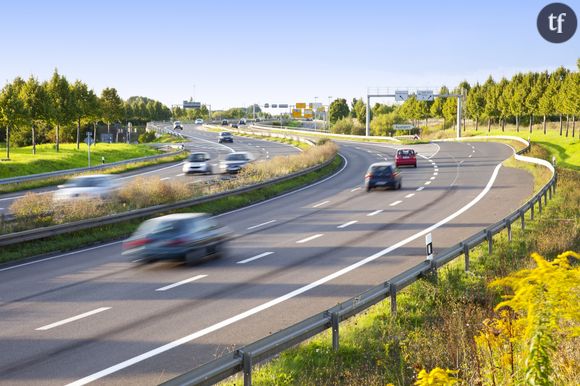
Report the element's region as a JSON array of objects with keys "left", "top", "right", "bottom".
[
  {"left": 327, "top": 96, "right": 332, "bottom": 131},
  {"left": 314, "top": 96, "right": 318, "bottom": 131}
]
